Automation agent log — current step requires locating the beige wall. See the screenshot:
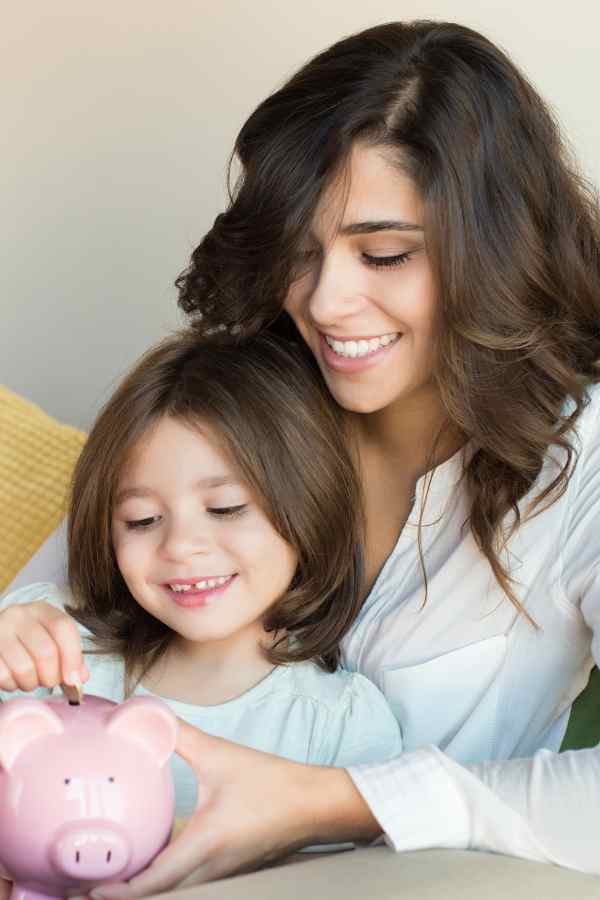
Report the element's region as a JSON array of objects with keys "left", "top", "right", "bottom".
[{"left": 3, "top": 0, "right": 599, "bottom": 428}]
